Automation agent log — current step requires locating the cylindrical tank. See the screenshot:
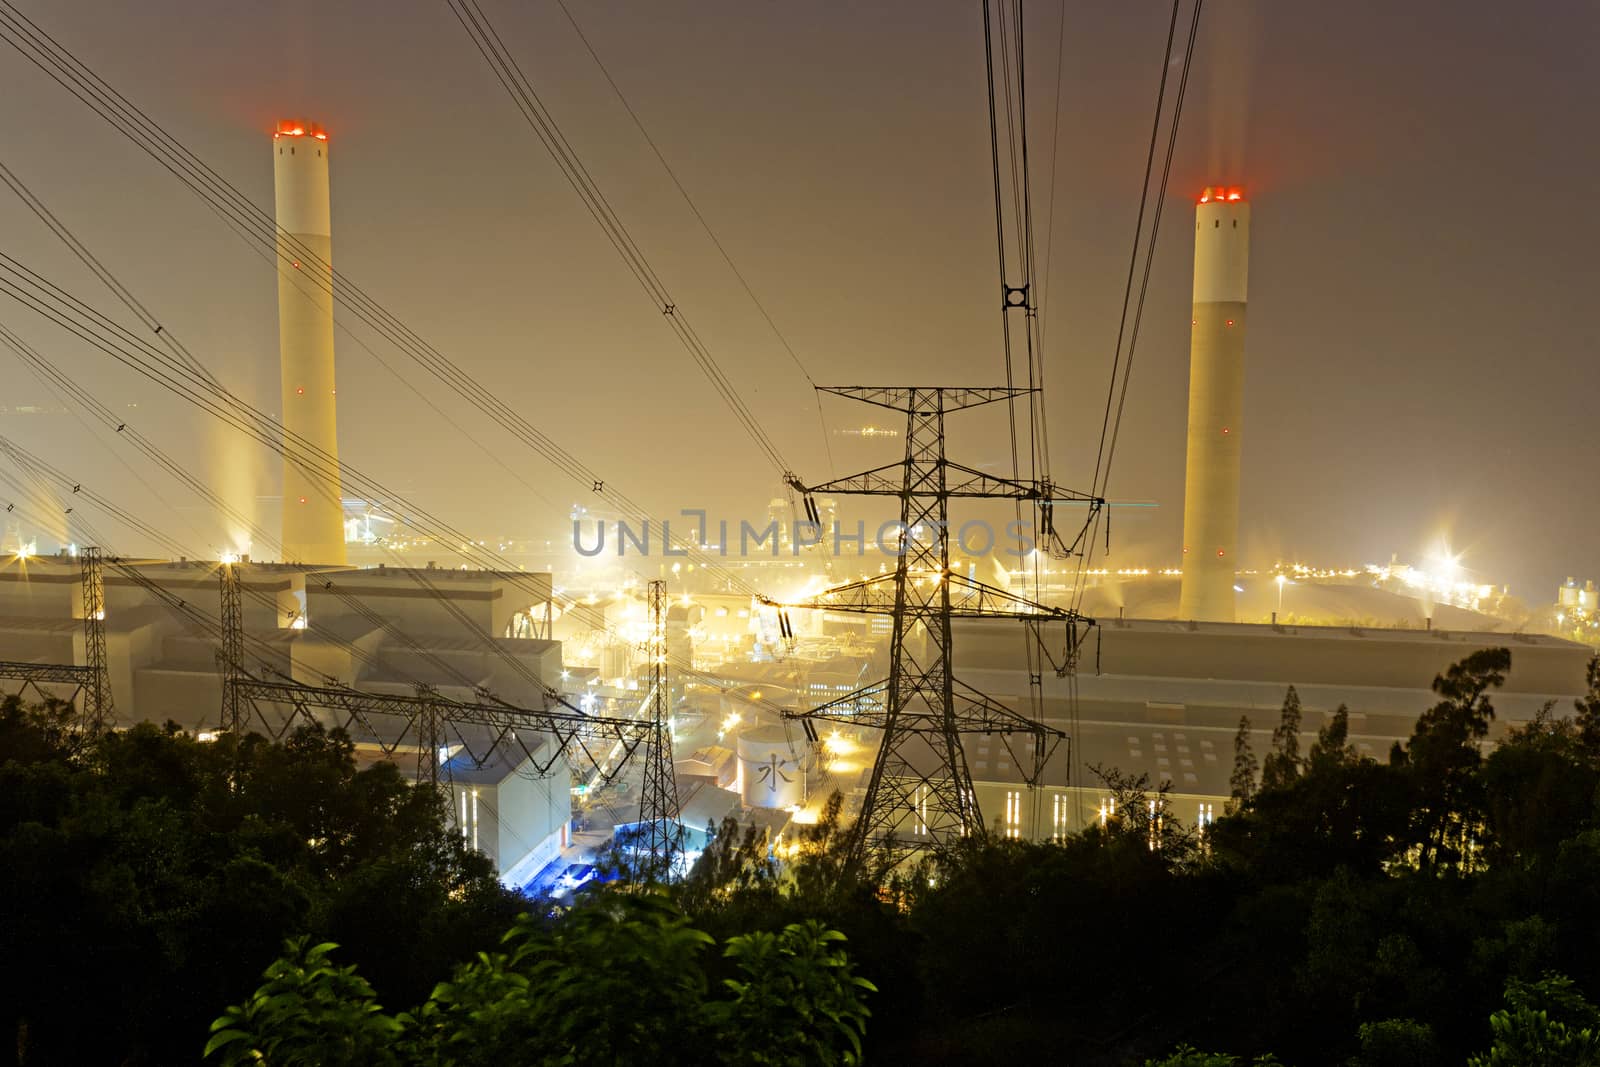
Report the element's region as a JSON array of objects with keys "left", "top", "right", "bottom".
[
  {"left": 274, "top": 119, "right": 346, "bottom": 565},
  {"left": 737, "top": 726, "right": 804, "bottom": 809},
  {"left": 1179, "top": 186, "right": 1250, "bottom": 622}
]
